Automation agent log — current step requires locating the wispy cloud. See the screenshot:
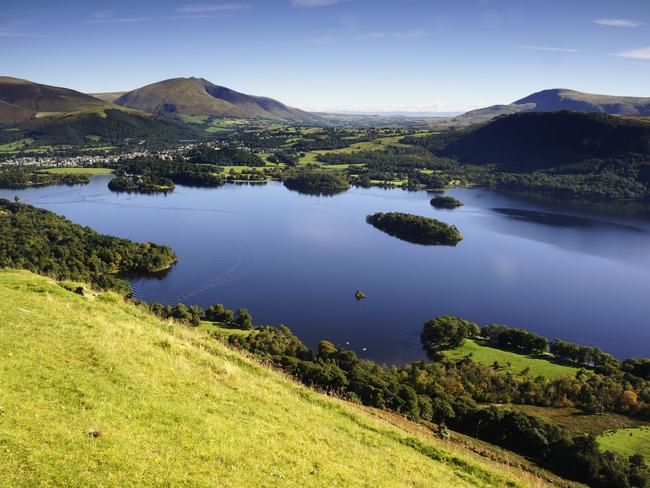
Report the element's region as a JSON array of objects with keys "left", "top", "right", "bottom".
[
  {"left": 612, "top": 46, "right": 650, "bottom": 60},
  {"left": 393, "top": 30, "right": 430, "bottom": 39},
  {"left": 177, "top": 3, "right": 250, "bottom": 13},
  {"left": 88, "top": 17, "right": 152, "bottom": 24},
  {"left": 0, "top": 31, "right": 32, "bottom": 37},
  {"left": 291, "top": 0, "right": 345, "bottom": 7},
  {"left": 355, "top": 30, "right": 430, "bottom": 41},
  {"left": 169, "top": 14, "right": 235, "bottom": 20},
  {"left": 518, "top": 45, "right": 579, "bottom": 53},
  {"left": 595, "top": 18, "right": 641, "bottom": 28},
  {"left": 355, "top": 32, "right": 385, "bottom": 41},
  {"left": 88, "top": 10, "right": 151, "bottom": 24}
]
